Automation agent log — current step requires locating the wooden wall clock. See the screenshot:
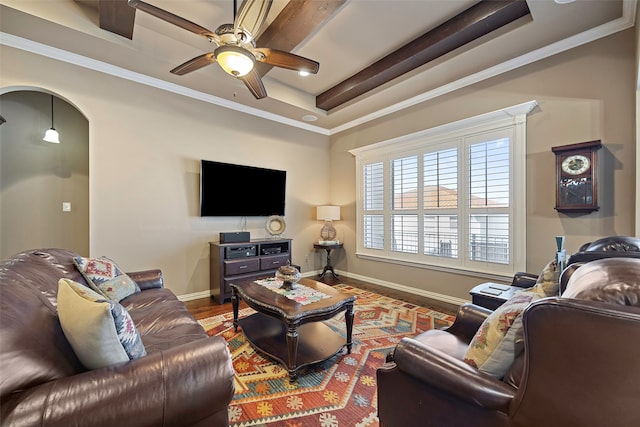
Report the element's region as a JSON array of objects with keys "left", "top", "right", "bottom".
[{"left": 551, "top": 140, "right": 602, "bottom": 213}]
